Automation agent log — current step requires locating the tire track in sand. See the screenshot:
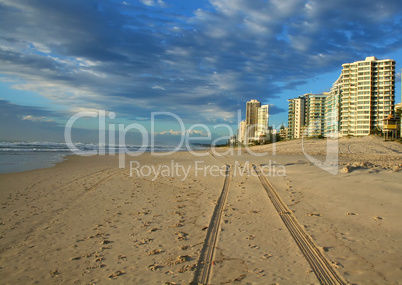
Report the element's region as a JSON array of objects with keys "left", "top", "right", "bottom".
[
  {"left": 253, "top": 164, "right": 347, "bottom": 285},
  {"left": 191, "top": 165, "right": 232, "bottom": 285}
]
